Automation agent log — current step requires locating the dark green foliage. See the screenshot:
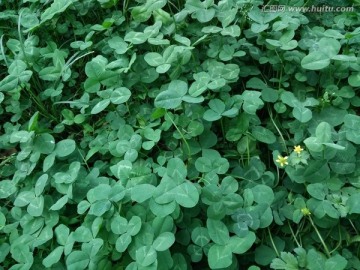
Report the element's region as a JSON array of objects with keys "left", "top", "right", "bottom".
[{"left": 1, "top": 0, "right": 360, "bottom": 269}]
